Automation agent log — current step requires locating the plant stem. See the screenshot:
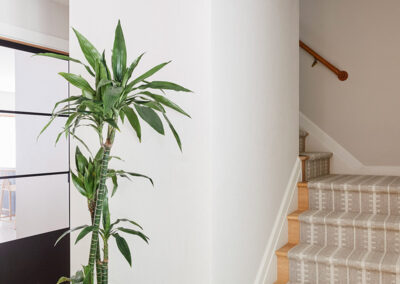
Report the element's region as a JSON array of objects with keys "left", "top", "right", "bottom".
[
  {"left": 96, "top": 241, "right": 103, "bottom": 283},
  {"left": 102, "top": 239, "right": 109, "bottom": 284},
  {"left": 89, "top": 200, "right": 103, "bottom": 283},
  {"left": 87, "top": 140, "right": 112, "bottom": 281}
]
